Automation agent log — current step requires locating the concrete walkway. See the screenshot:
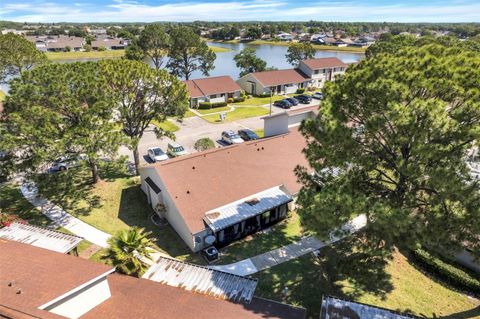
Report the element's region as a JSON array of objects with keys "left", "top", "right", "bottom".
[
  {"left": 210, "top": 214, "right": 367, "bottom": 276},
  {"left": 20, "top": 182, "right": 112, "bottom": 248}
]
